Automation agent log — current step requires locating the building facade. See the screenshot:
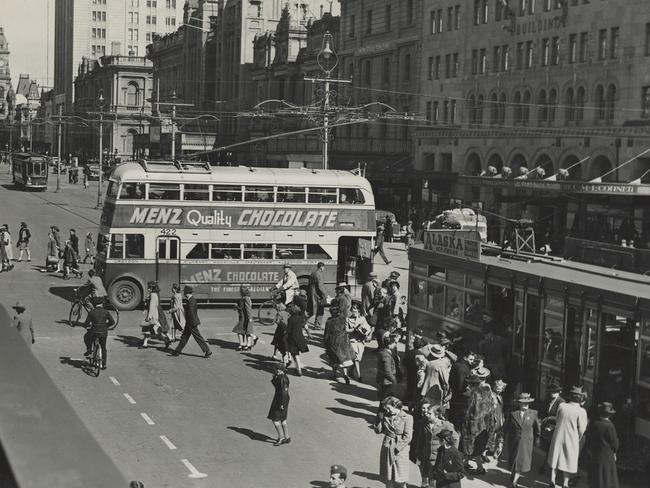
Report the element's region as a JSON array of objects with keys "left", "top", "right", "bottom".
[
  {"left": 413, "top": 0, "right": 650, "bottom": 251},
  {"left": 54, "top": 0, "right": 185, "bottom": 110},
  {"left": 73, "top": 54, "right": 154, "bottom": 159},
  {"left": 0, "top": 27, "right": 11, "bottom": 120}
]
